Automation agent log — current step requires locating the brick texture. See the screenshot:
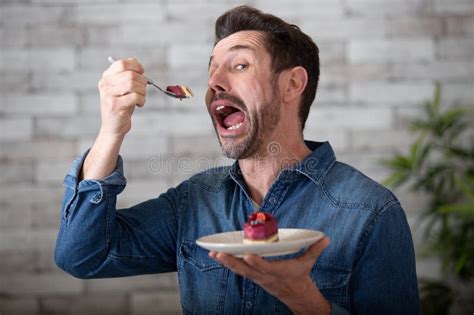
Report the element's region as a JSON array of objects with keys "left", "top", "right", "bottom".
[{"left": 1, "top": 0, "right": 473, "bottom": 314}]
